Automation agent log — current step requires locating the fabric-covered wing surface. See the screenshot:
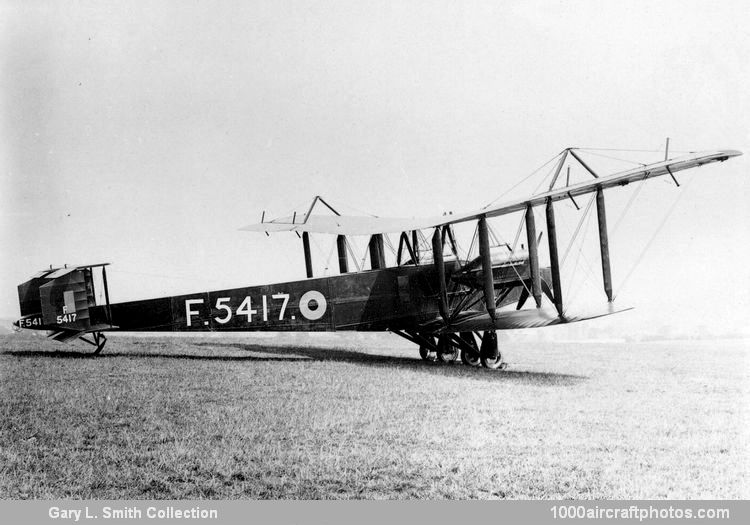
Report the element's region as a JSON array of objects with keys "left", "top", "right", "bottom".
[{"left": 240, "top": 150, "right": 741, "bottom": 236}]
